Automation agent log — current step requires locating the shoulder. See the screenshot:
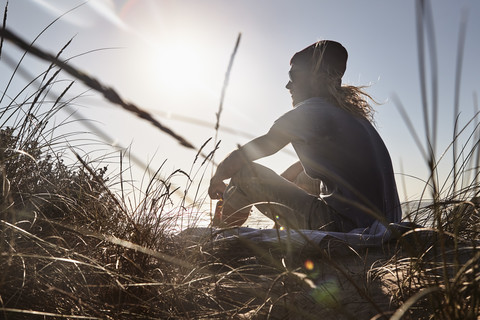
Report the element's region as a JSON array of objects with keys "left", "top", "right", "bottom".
[
  {"left": 295, "top": 97, "right": 333, "bottom": 109},
  {"left": 300, "top": 98, "right": 364, "bottom": 125},
  {"left": 271, "top": 98, "right": 336, "bottom": 135},
  {"left": 273, "top": 98, "right": 341, "bottom": 132},
  {"left": 292, "top": 98, "right": 349, "bottom": 128},
  {"left": 279, "top": 98, "right": 336, "bottom": 120}
]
